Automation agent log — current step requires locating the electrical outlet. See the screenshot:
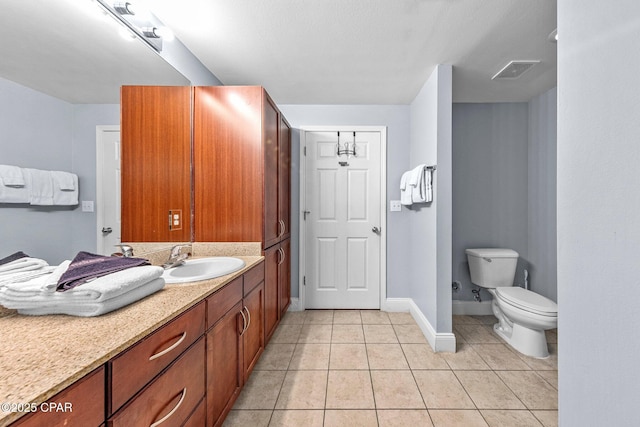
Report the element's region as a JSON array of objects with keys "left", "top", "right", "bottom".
[
  {"left": 169, "top": 209, "right": 182, "bottom": 230},
  {"left": 390, "top": 200, "right": 402, "bottom": 212},
  {"left": 81, "top": 200, "right": 94, "bottom": 212}
]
